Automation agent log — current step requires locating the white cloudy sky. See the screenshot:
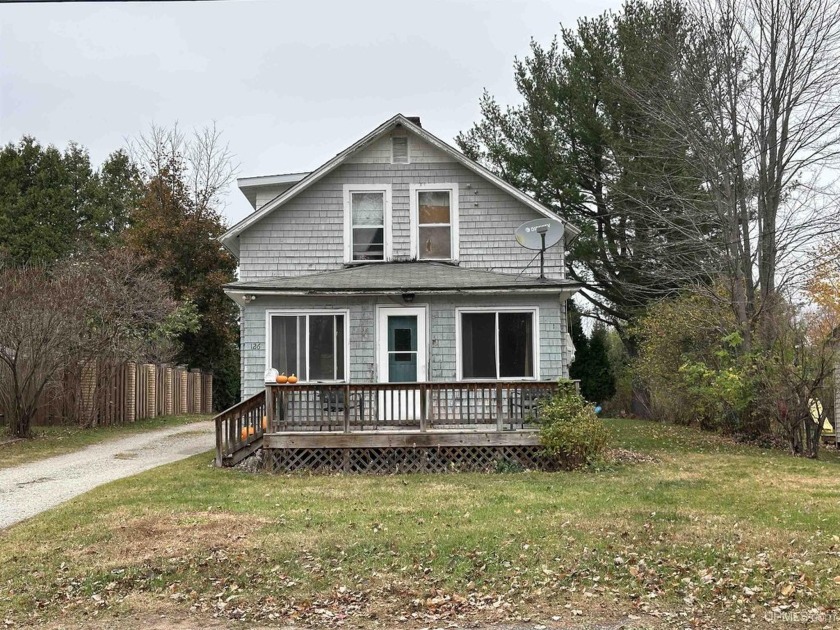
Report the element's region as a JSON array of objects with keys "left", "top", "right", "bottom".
[{"left": 1, "top": 0, "right": 617, "bottom": 227}]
